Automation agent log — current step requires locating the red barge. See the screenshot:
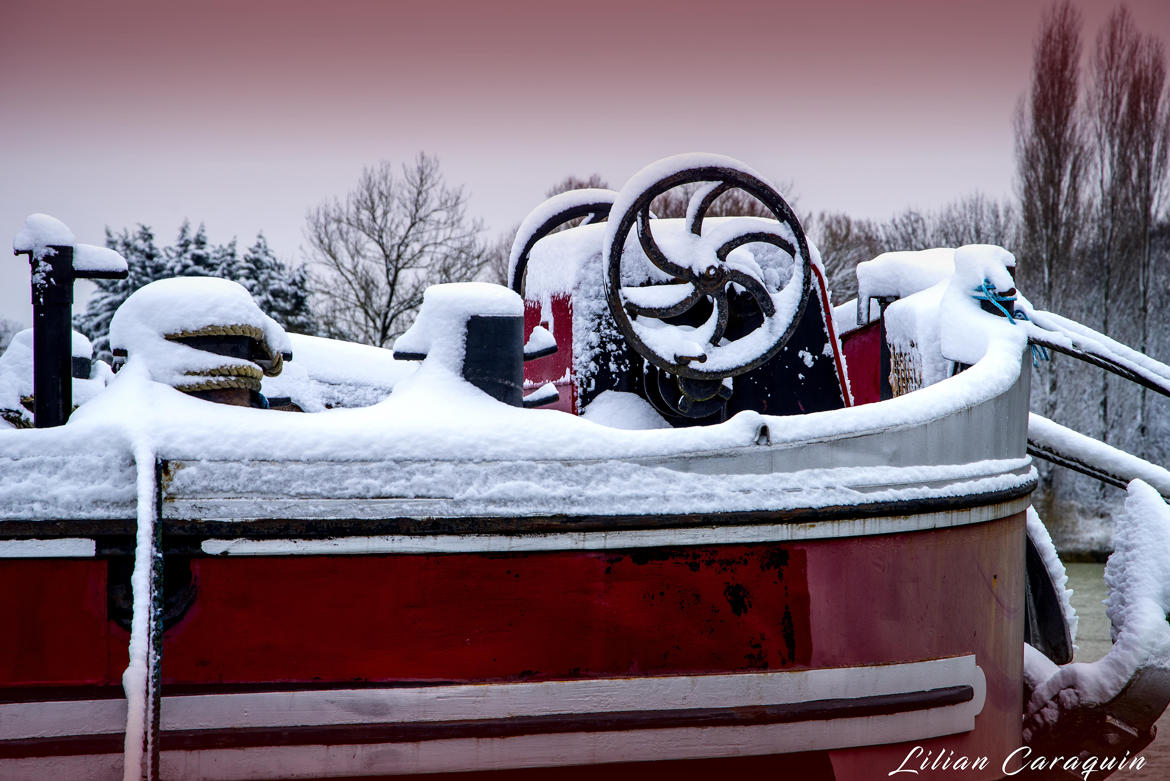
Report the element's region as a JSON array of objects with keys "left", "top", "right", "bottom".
[{"left": 3, "top": 154, "right": 1170, "bottom": 780}]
